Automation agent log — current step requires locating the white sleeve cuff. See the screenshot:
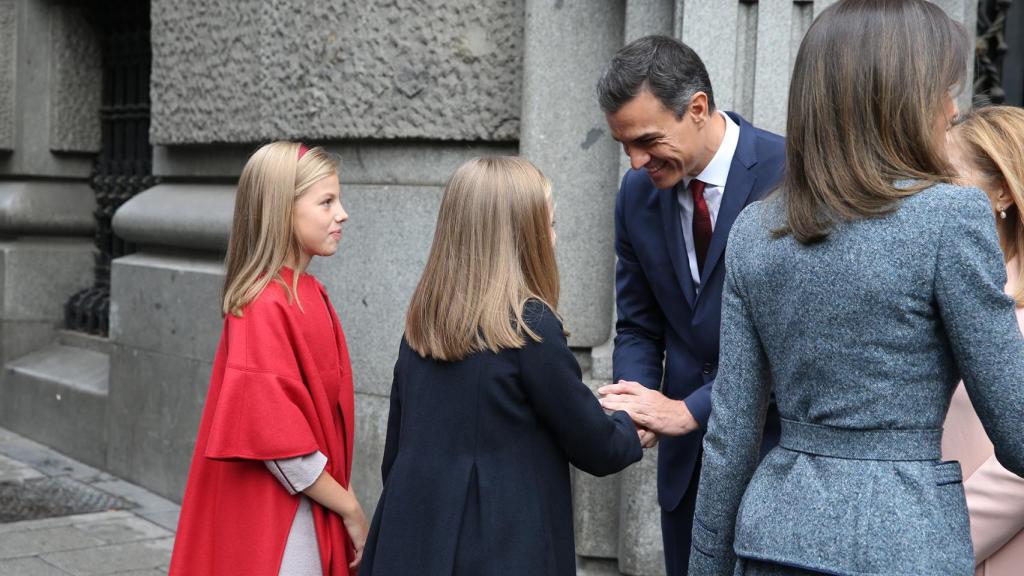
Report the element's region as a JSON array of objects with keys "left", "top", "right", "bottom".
[{"left": 265, "top": 450, "right": 328, "bottom": 495}]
